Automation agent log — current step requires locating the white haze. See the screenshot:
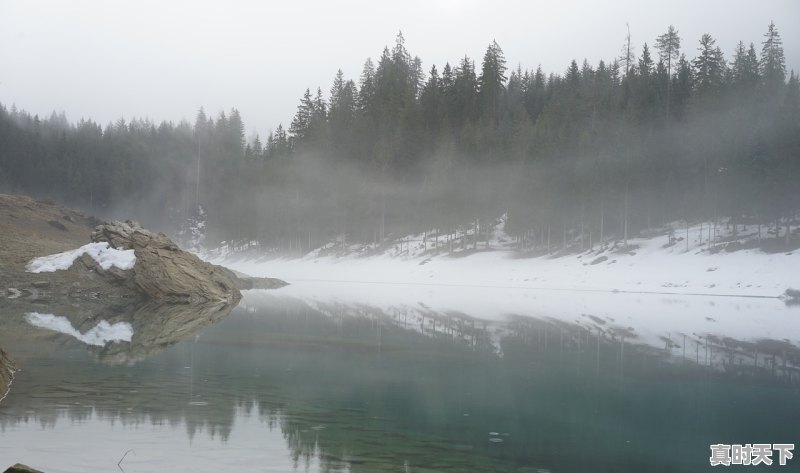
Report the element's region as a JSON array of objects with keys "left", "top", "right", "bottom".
[{"left": 0, "top": 0, "right": 797, "bottom": 138}]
